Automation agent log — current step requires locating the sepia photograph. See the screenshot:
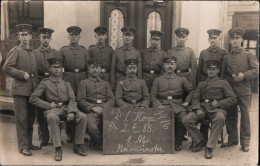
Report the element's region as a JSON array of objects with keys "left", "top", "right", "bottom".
[{"left": 0, "top": 0, "right": 259, "bottom": 165}]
